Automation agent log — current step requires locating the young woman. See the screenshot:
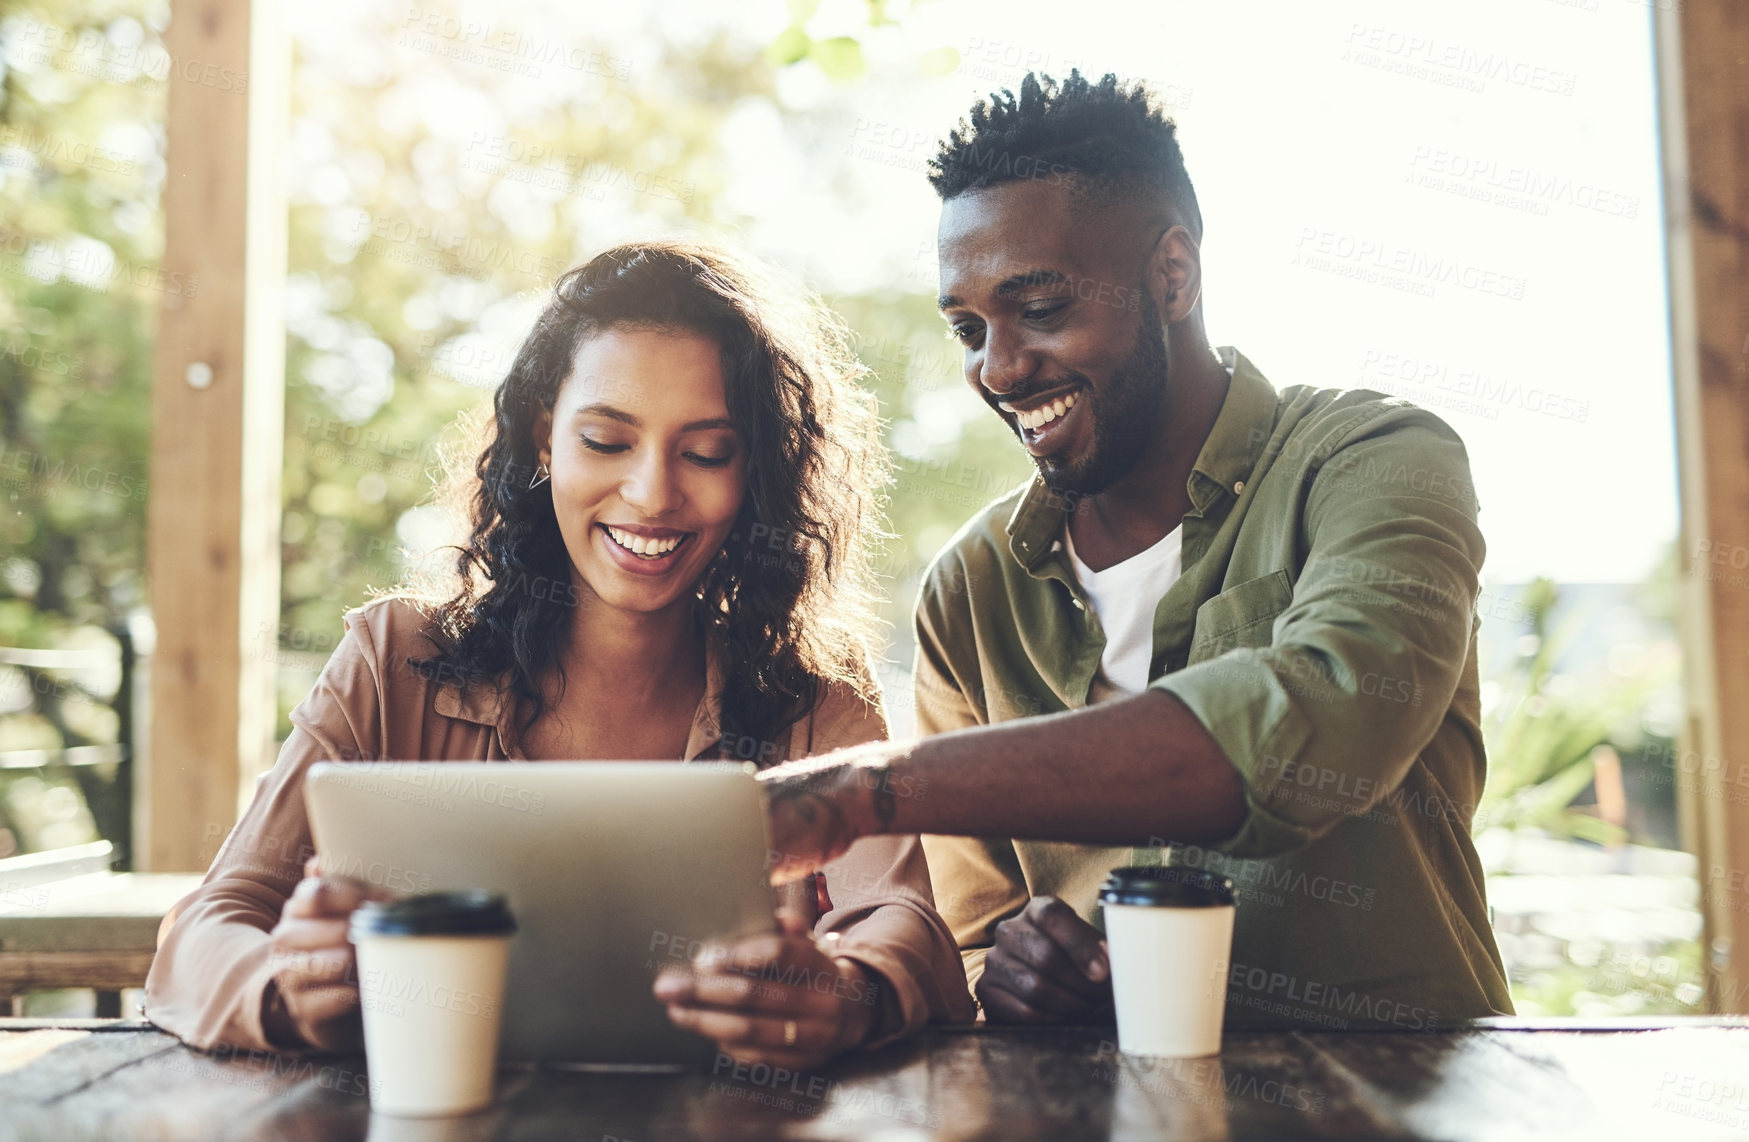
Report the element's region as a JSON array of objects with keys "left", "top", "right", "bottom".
[{"left": 145, "top": 241, "right": 972, "bottom": 1067}]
